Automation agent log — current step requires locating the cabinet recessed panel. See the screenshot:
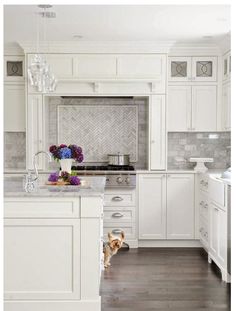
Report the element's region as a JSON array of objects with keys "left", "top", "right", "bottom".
[
  {"left": 7, "top": 61, "right": 23, "bottom": 77},
  {"left": 196, "top": 61, "right": 213, "bottom": 77},
  {"left": 171, "top": 61, "right": 187, "bottom": 78}
]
